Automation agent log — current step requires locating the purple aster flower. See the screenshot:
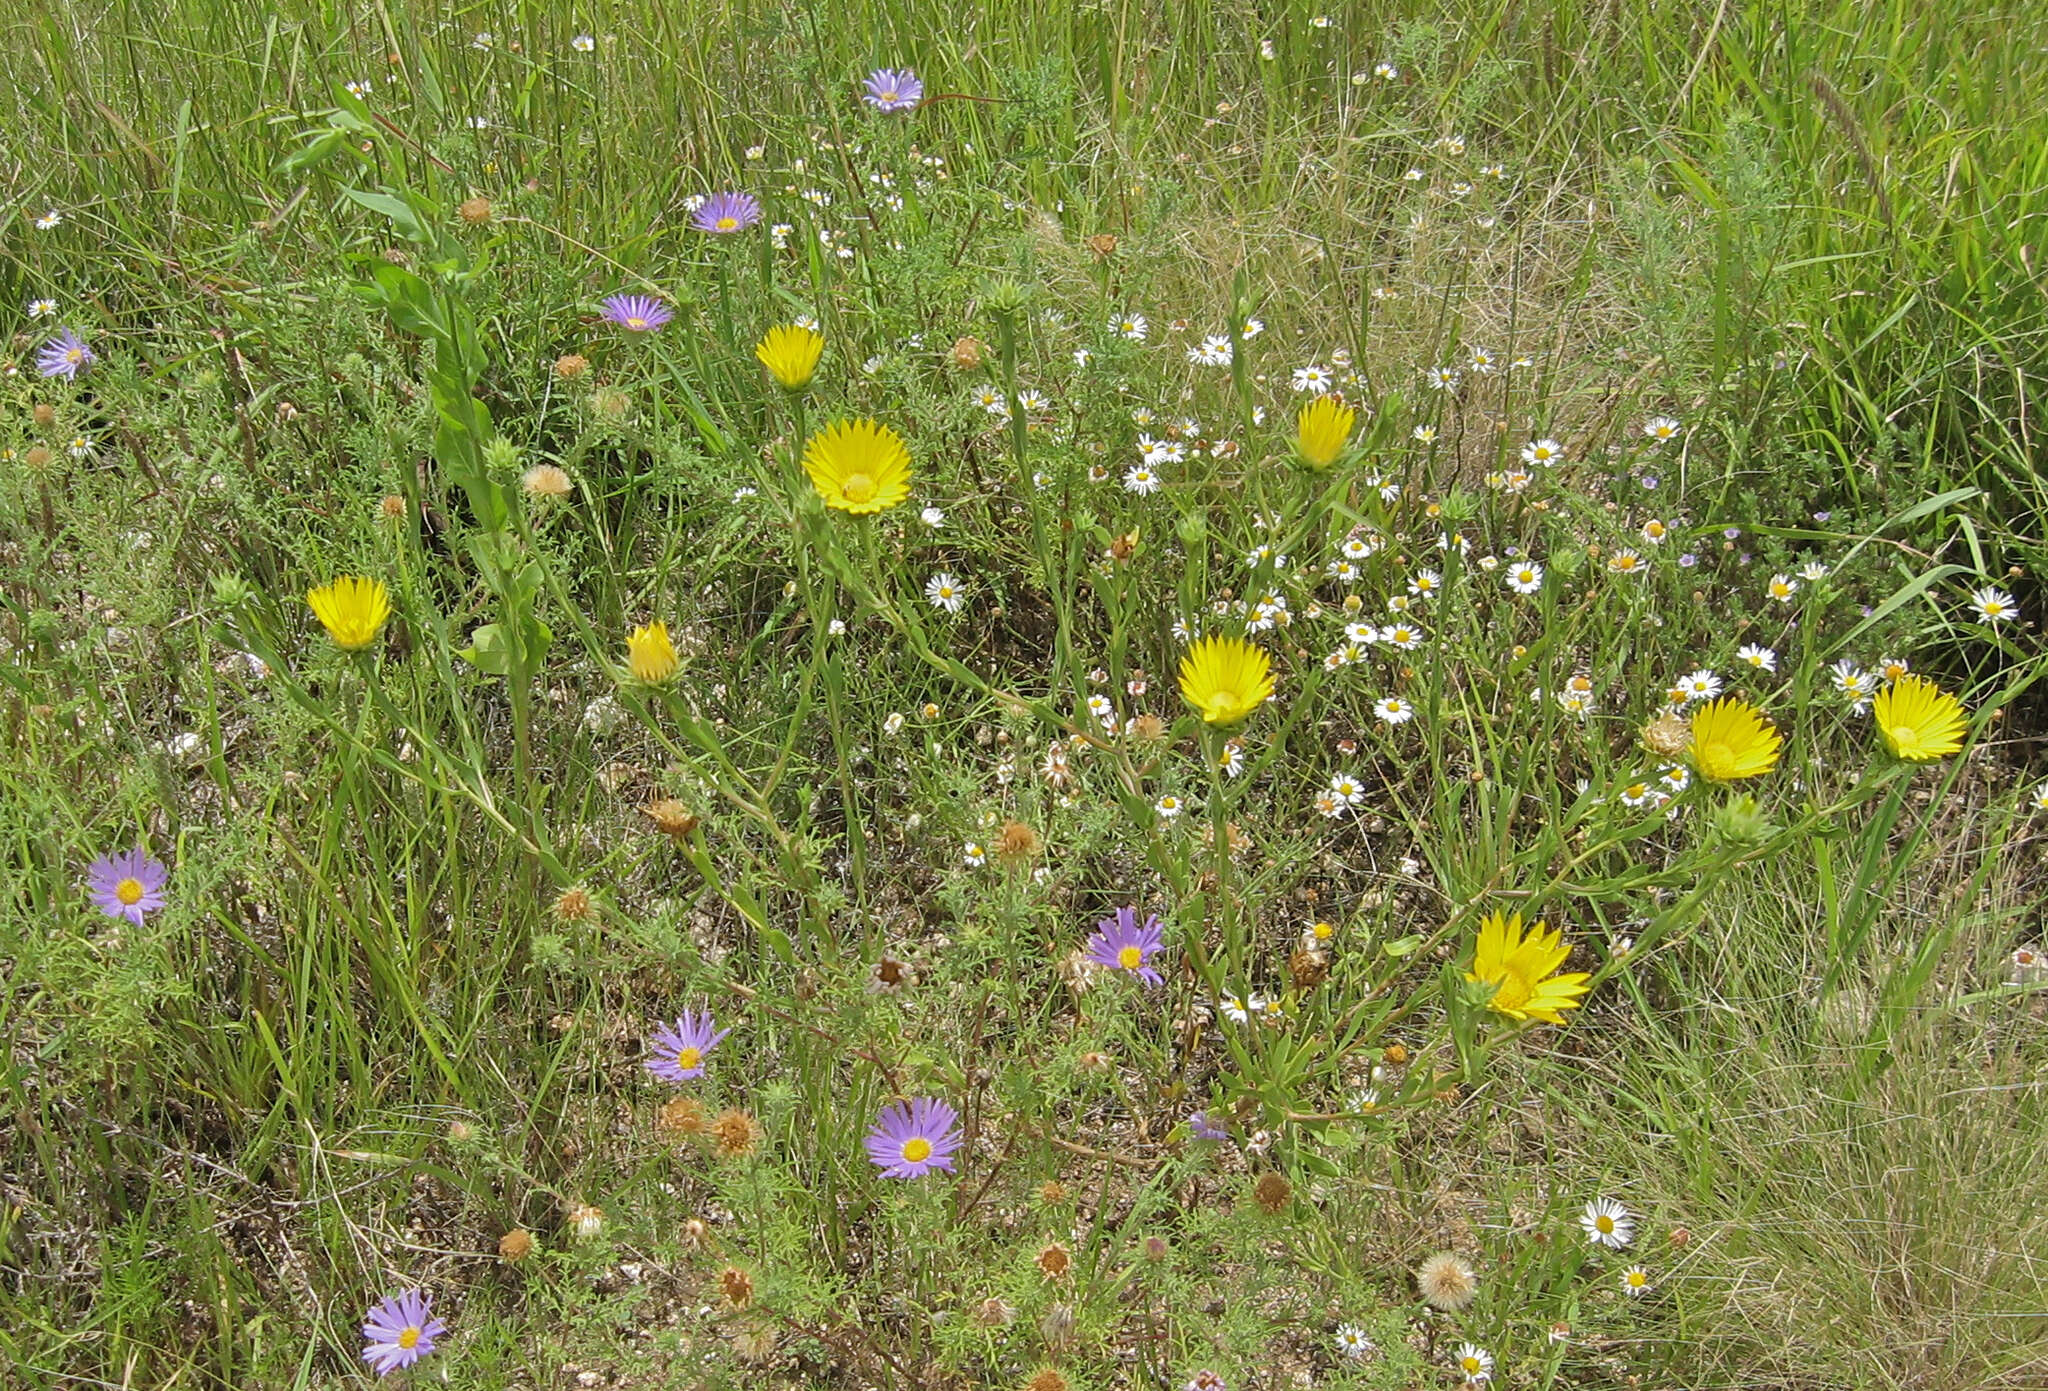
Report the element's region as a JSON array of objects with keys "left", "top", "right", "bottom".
[
  {"left": 1084, "top": 906, "right": 1165, "bottom": 985},
  {"left": 864, "top": 1096, "right": 962, "bottom": 1178},
  {"left": 1189, "top": 1109, "right": 1231, "bottom": 1142},
  {"left": 862, "top": 67, "right": 924, "bottom": 112},
  {"left": 644, "top": 1009, "right": 729, "bottom": 1082},
  {"left": 85, "top": 847, "right": 168, "bottom": 927},
  {"left": 691, "top": 191, "right": 762, "bottom": 235},
  {"left": 37, "top": 327, "right": 94, "bottom": 380},
  {"left": 361, "top": 1288, "right": 446, "bottom": 1376},
  {"left": 598, "top": 293, "right": 673, "bottom": 333}
]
